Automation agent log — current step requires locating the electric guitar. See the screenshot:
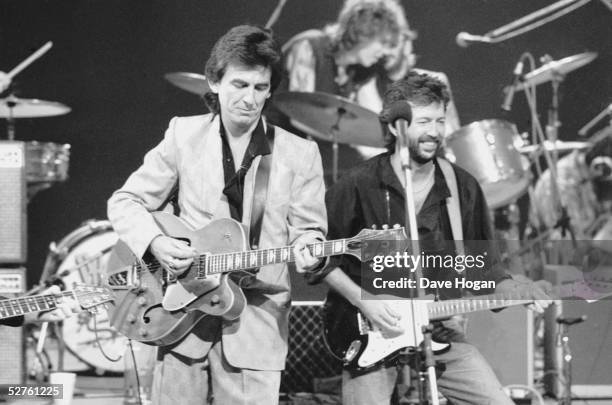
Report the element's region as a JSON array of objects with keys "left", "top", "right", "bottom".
[
  {"left": 323, "top": 277, "right": 612, "bottom": 371},
  {"left": 104, "top": 212, "right": 406, "bottom": 346},
  {"left": 0, "top": 285, "right": 114, "bottom": 321}
]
